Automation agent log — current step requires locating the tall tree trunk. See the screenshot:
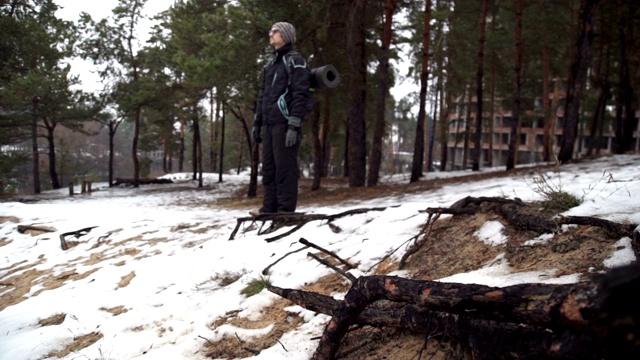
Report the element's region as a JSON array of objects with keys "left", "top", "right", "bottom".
[
  {"left": 613, "top": 0, "right": 635, "bottom": 154},
  {"left": 540, "top": 0, "right": 552, "bottom": 162},
  {"left": 367, "top": 0, "right": 396, "bottom": 187},
  {"left": 542, "top": 44, "right": 552, "bottom": 161},
  {"left": 44, "top": 121, "right": 60, "bottom": 189},
  {"left": 558, "top": 0, "right": 599, "bottom": 163},
  {"left": 451, "top": 87, "right": 466, "bottom": 170},
  {"left": 321, "top": 96, "right": 332, "bottom": 179},
  {"left": 192, "top": 112, "right": 199, "bottom": 181},
  {"left": 312, "top": 104, "right": 323, "bottom": 191},
  {"left": 438, "top": 82, "right": 449, "bottom": 172},
  {"left": 108, "top": 121, "right": 116, "bottom": 187},
  {"left": 347, "top": 0, "right": 368, "bottom": 187},
  {"left": 214, "top": 96, "right": 221, "bottom": 173},
  {"left": 437, "top": 1, "right": 448, "bottom": 172},
  {"left": 507, "top": 0, "right": 524, "bottom": 170},
  {"left": 179, "top": 117, "right": 185, "bottom": 172},
  {"left": 210, "top": 89, "right": 216, "bottom": 172},
  {"left": 31, "top": 96, "right": 41, "bottom": 194},
  {"left": 588, "top": 5, "right": 611, "bottom": 156},
  {"left": 472, "top": 0, "right": 489, "bottom": 171},
  {"left": 462, "top": 88, "right": 472, "bottom": 169},
  {"left": 428, "top": 80, "right": 438, "bottom": 172},
  {"left": 132, "top": 106, "right": 141, "bottom": 187},
  {"left": 193, "top": 112, "right": 203, "bottom": 188},
  {"left": 248, "top": 101, "right": 258, "bottom": 198},
  {"left": 410, "top": 0, "right": 432, "bottom": 182},
  {"left": 249, "top": 141, "right": 259, "bottom": 197},
  {"left": 218, "top": 102, "right": 225, "bottom": 183},
  {"left": 489, "top": 58, "right": 496, "bottom": 166},
  {"left": 228, "top": 105, "right": 251, "bottom": 177},
  {"left": 236, "top": 128, "right": 243, "bottom": 175}
]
